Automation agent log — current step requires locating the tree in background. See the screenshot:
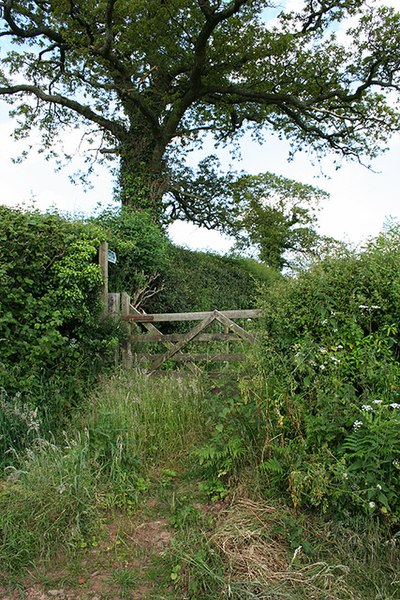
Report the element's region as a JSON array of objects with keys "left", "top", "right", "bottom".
[
  {"left": 229, "top": 173, "right": 329, "bottom": 270},
  {"left": 0, "top": 1, "right": 399, "bottom": 229}
]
